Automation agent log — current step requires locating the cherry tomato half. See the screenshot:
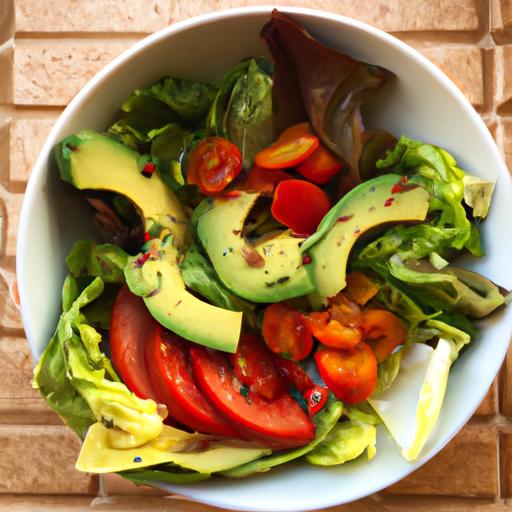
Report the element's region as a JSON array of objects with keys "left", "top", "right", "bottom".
[
  {"left": 255, "top": 132, "right": 319, "bottom": 169},
  {"left": 272, "top": 356, "right": 314, "bottom": 393},
  {"left": 186, "top": 136, "right": 242, "bottom": 195},
  {"left": 109, "top": 286, "right": 159, "bottom": 401},
  {"left": 304, "top": 385, "right": 329, "bottom": 416},
  {"left": 271, "top": 179, "right": 331, "bottom": 235},
  {"left": 296, "top": 144, "right": 342, "bottom": 184},
  {"left": 315, "top": 343, "right": 377, "bottom": 404},
  {"left": 262, "top": 303, "right": 313, "bottom": 361},
  {"left": 361, "top": 309, "right": 408, "bottom": 363},
  {"left": 306, "top": 311, "right": 362, "bottom": 349},
  {"left": 243, "top": 165, "right": 292, "bottom": 196},
  {"left": 277, "top": 122, "right": 313, "bottom": 141},
  {"left": 234, "top": 334, "right": 286, "bottom": 401}
]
